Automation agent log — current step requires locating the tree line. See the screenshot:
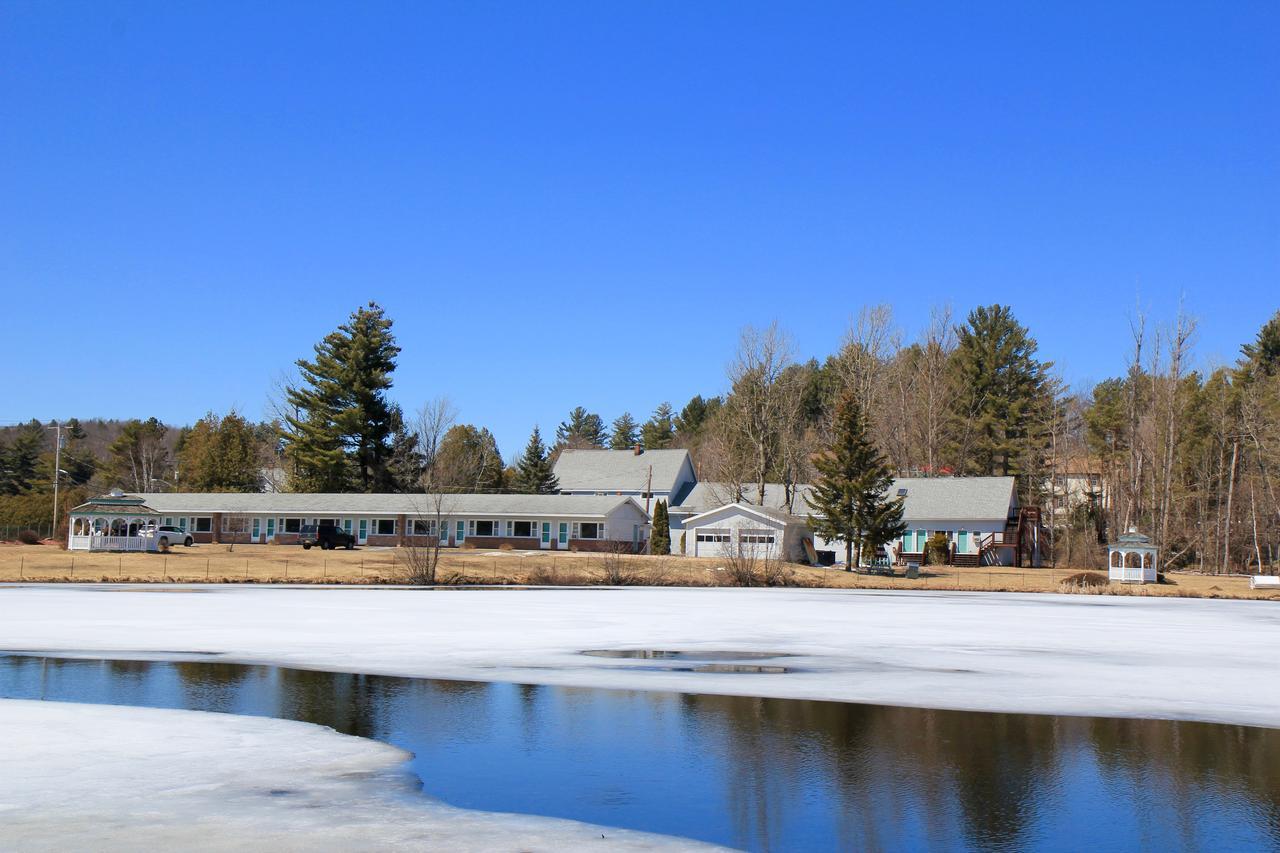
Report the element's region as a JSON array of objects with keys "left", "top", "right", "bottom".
[{"left": 5, "top": 298, "right": 1278, "bottom": 571}]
